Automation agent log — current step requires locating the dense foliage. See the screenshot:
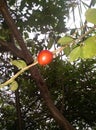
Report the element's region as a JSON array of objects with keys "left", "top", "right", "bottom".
[
  {"left": 1, "top": 57, "right": 96, "bottom": 129},
  {"left": 0, "top": 0, "right": 96, "bottom": 130}
]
